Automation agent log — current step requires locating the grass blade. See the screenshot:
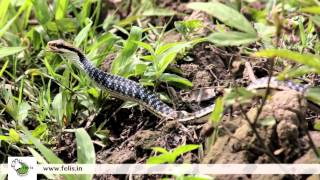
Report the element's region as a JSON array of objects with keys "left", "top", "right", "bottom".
[
  {"left": 306, "top": 88, "right": 320, "bottom": 106},
  {"left": 21, "top": 126, "right": 75, "bottom": 180},
  {"left": 210, "top": 97, "right": 223, "bottom": 127},
  {"left": 74, "top": 19, "right": 93, "bottom": 47},
  {"left": 30, "top": 0, "right": 51, "bottom": 25},
  {"left": 206, "top": 31, "right": 257, "bottom": 46},
  {"left": 0, "top": 46, "right": 26, "bottom": 58},
  {"left": 0, "top": 0, "right": 10, "bottom": 28},
  {"left": 75, "top": 128, "right": 95, "bottom": 180},
  {"left": 301, "top": 6, "right": 320, "bottom": 14},
  {"left": 159, "top": 73, "right": 193, "bottom": 87},
  {"left": 254, "top": 49, "right": 320, "bottom": 73},
  {"left": 55, "top": 0, "right": 69, "bottom": 20},
  {"left": 111, "top": 26, "right": 142, "bottom": 76},
  {"left": 0, "top": 0, "right": 30, "bottom": 38}
]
